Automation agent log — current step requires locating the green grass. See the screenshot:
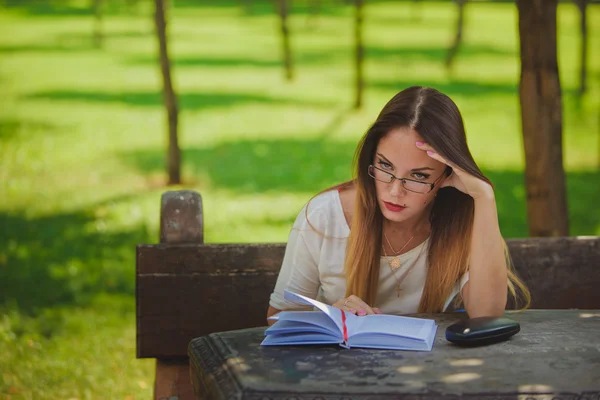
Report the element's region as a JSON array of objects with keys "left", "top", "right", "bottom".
[{"left": 1, "top": 0, "right": 599, "bottom": 398}]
